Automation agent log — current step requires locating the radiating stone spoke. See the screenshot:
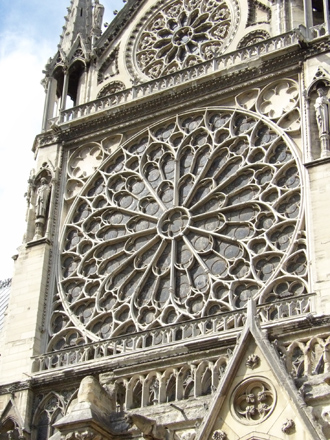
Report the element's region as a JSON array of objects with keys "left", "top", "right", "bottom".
[{"left": 54, "top": 107, "right": 304, "bottom": 346}]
